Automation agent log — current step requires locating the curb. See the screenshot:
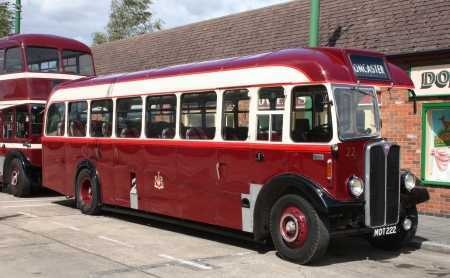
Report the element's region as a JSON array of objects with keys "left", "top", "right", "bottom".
[{"left": 410, "top": 239, "right": 450, "bottom": 254}]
